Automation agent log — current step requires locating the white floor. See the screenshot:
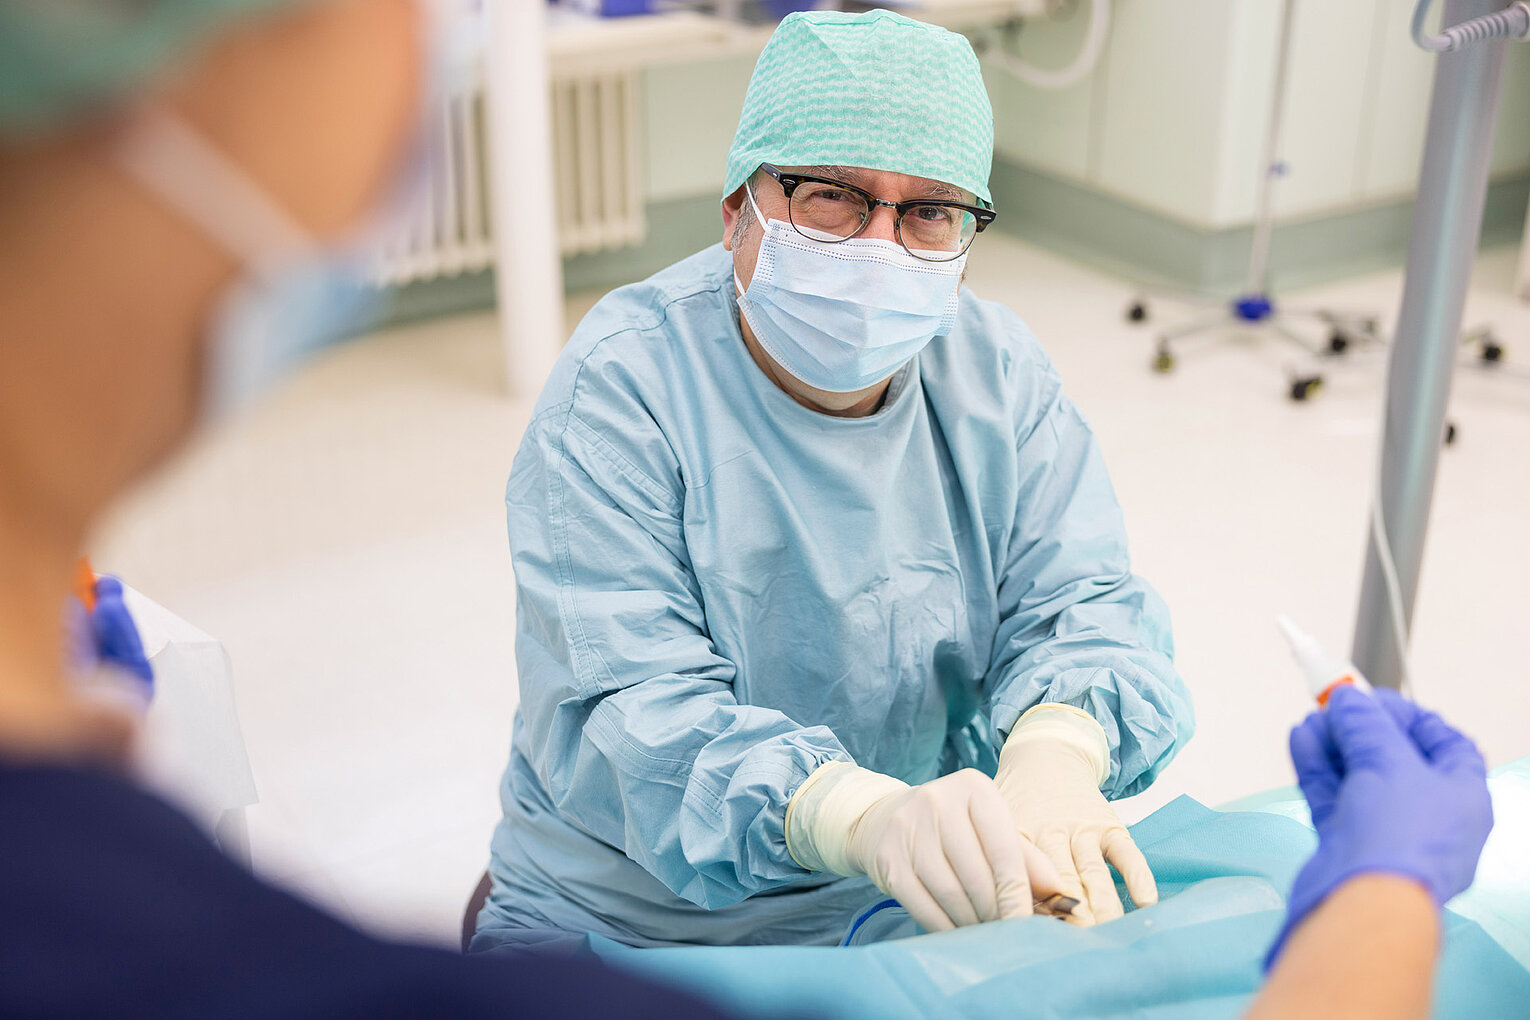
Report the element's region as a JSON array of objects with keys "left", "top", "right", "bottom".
[{"left": 91, "top": 233, "right": 1530, "bottom": 949}]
